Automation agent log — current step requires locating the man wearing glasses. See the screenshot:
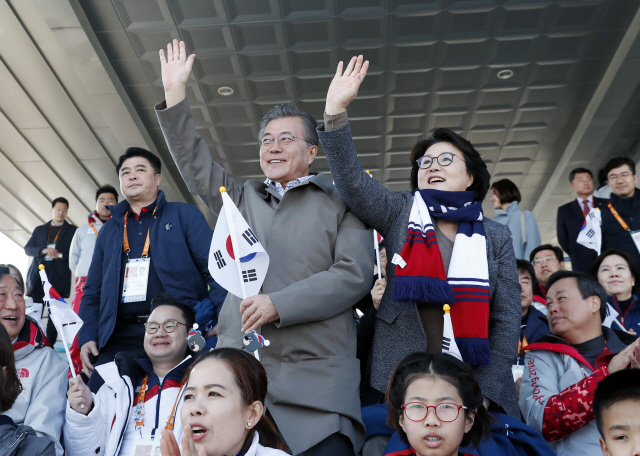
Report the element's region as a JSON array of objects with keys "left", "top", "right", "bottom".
[
  {"left": 529, "top": 245, "right": 566, "bottom": 304},
  {"left": 155, "top": 40, "right": 373, "bottom": 456},
  {"left": 64, "top": 293, "right": 195, "bottom": 456},
  {"left": 600, "top": 157, "right": 640, "bottom": 270}
]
